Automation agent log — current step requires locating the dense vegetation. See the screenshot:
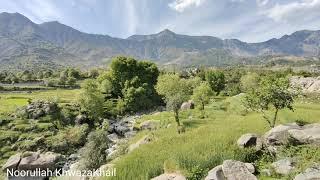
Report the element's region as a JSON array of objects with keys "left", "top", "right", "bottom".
[{"left": 1, "top": 56, "right": 320, "bottom": 180}]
